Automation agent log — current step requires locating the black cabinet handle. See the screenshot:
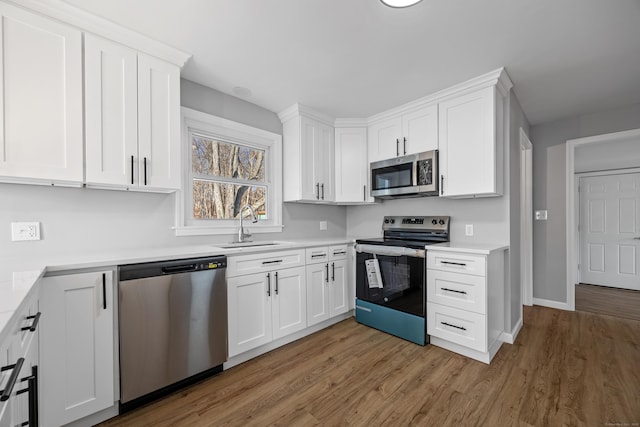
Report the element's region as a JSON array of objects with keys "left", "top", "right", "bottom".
[
  {"left": 29, "top": 366, "right": 38, "bottom": 427},
  {"left": 441, "top": 261, "right": 467, "bottom": 267},
  {"left": 21, "top": 312, "right": 41, "bottom": 332},
  {"left": 403, "top": 137, "right": 407, "bottom": 155},
  {"left": 363, "top": 185, "right": 366, "bottom": 201},
  {"left": 262, "top": 260, "right": 283, "bottom": 265},
  {"left": 440, "top": 175, "right": 444, "bottom": 195},
  {"left": 396, "top": 138, "right": 399, "bottom": 157},
  {"left": 441, "top": 321, "right": 466, "bottom": 331},
  {"left": 311, "top": 253, "right": 327, "bottom": 258},
  {"left": 275, "top": 271, "right": 279, "bottom": 295},
  {"left": 331, "top": 262, "right": 335, "bottom": 282},
  {"left": 316, "top": 182, "right": 320, "bottom": 200},
  {"left": 325, "top": 263, "right": 329, "bottom": 283},
  {"left": 143, "top": 157, "right": 148, "bottom": 185},
  {"left": 441, "top": 287, "right": 467, "bottom": 295},
  {"left": 1, "top": 358, "right": 24, "bottom": 401},
  {"left": 321, "top": 183, "right": 324, "bottom": 200},
  {"left": 333, "top": 251, "right": 346, "bottom": 256},
  {"left": 102, "top": 273, "right": 107, "bottom": 310},
  {"left": 131, "top": 155, "right": 134, "bottom": 185},
  {"left": 266, "top": 272, "right": 271, "bottom": 296}
]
